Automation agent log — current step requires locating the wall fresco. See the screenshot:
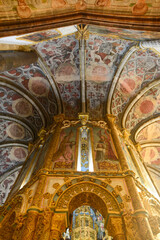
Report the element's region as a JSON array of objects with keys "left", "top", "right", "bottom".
[
  {"left": 92, "top": 127, "right": 119, "bottom": 171},
  {"left": 0, "top": 119, "right": 32, "bottom": 142},
  {"left": 1, "top": 0, "right": 160, "bottom": 23},
  {"left": 0, "top": 86, "right": 43, "bottom": 130}
]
